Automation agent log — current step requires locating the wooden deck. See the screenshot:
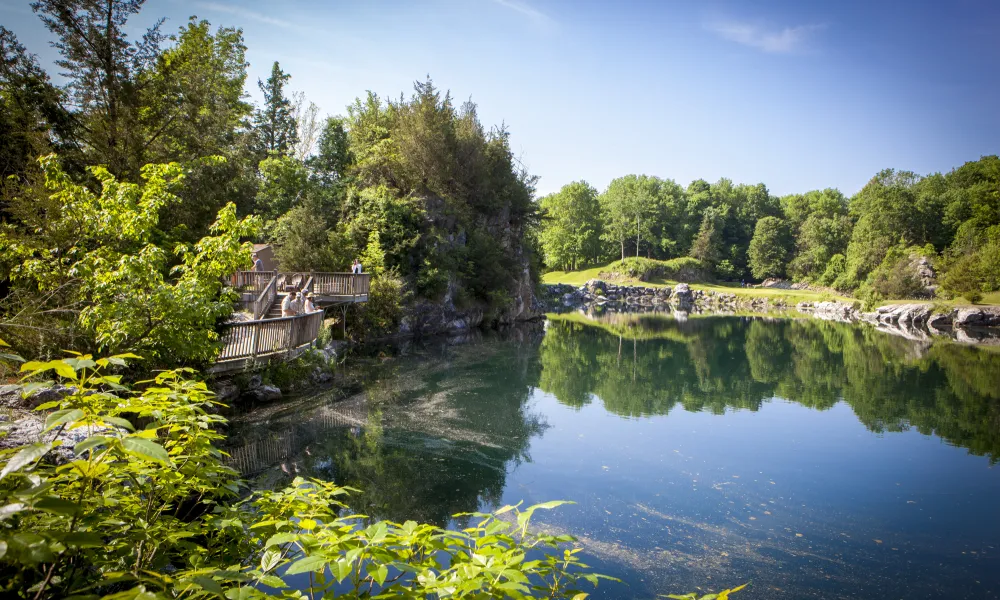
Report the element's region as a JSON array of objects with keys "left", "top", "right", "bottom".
[{"left": 214, "top": 271, "right": 370, "bottom": 372}]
